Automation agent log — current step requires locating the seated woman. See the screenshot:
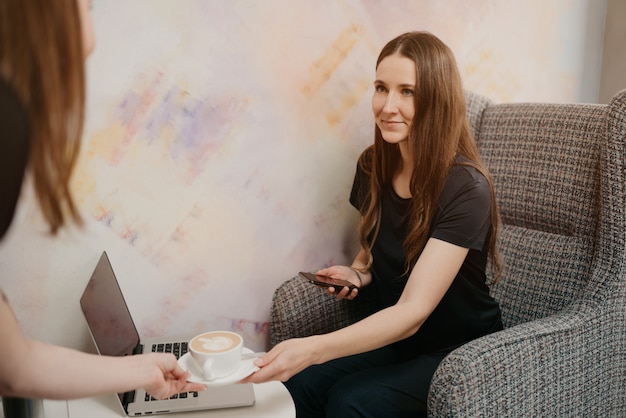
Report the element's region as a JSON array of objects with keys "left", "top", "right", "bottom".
[{"left": 242, "top": 31, "right": 503, "bottom": 418}]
